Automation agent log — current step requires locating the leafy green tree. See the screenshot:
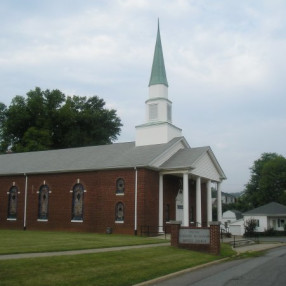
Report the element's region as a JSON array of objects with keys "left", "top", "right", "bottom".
[
  {"left": 258, "top": 156, "right": 286, "bottom": 205},
  {"left": 0, "top": 87, "right": 122, "bottom": 152},
  {"left": 242, "top": 153, "right": 286, "bottom": 209}
]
